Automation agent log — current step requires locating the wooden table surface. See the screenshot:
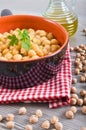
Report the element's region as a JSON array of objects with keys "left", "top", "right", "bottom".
[{"left": 0, "top": 0, "right": 86, "bottom": 130}]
